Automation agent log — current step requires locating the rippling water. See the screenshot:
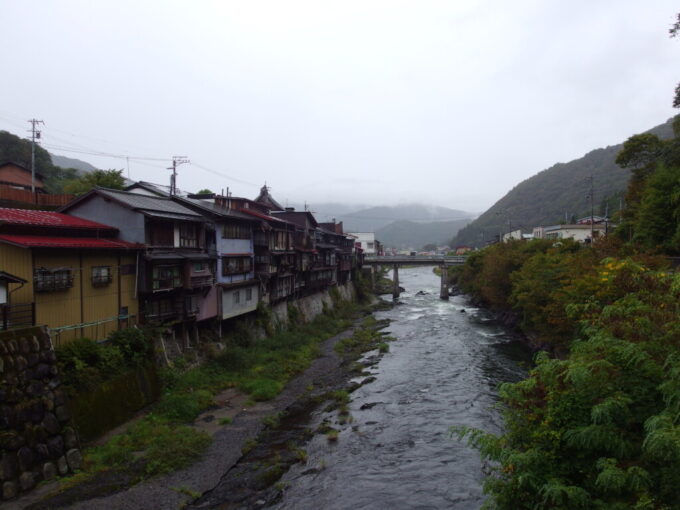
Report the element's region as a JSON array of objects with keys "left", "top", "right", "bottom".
[{"left": 270, "top": 266, "right": 530, "bottom": 510}]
